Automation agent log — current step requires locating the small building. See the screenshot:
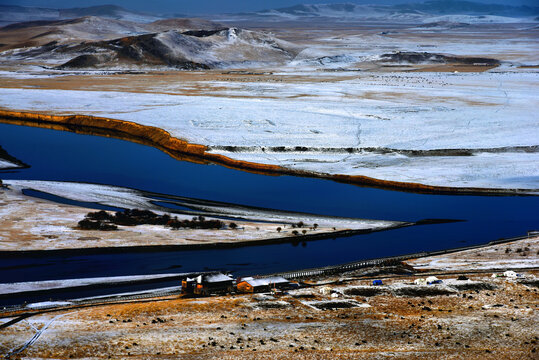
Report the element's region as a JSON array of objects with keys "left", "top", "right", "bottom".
[
  {"left": 182, "top": 273, "right": 234, "bottom": 296},
  {"left": 181, "top": 277, "right": 197, "bottom": 294},
  {"left": 236, "top": 276, "right": 290, "bottom": 293}
]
